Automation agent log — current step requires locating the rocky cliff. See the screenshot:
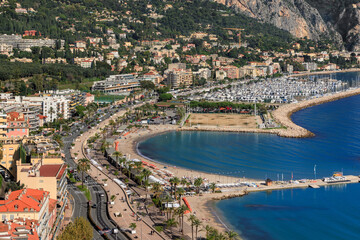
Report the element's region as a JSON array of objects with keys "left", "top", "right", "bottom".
[{"left": 214, "top": 0, "right": 360, "bottom": 50}]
